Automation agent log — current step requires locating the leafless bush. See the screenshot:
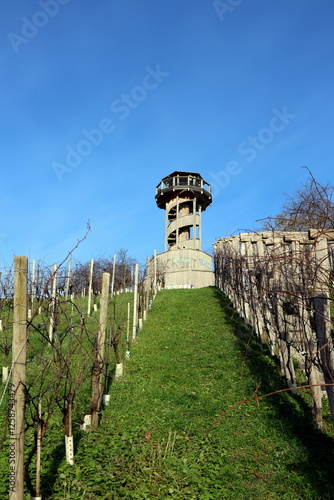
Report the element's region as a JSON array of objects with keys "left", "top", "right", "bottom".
[{"left": 261, "top": 169, "right": 334, "bottom": 231}]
